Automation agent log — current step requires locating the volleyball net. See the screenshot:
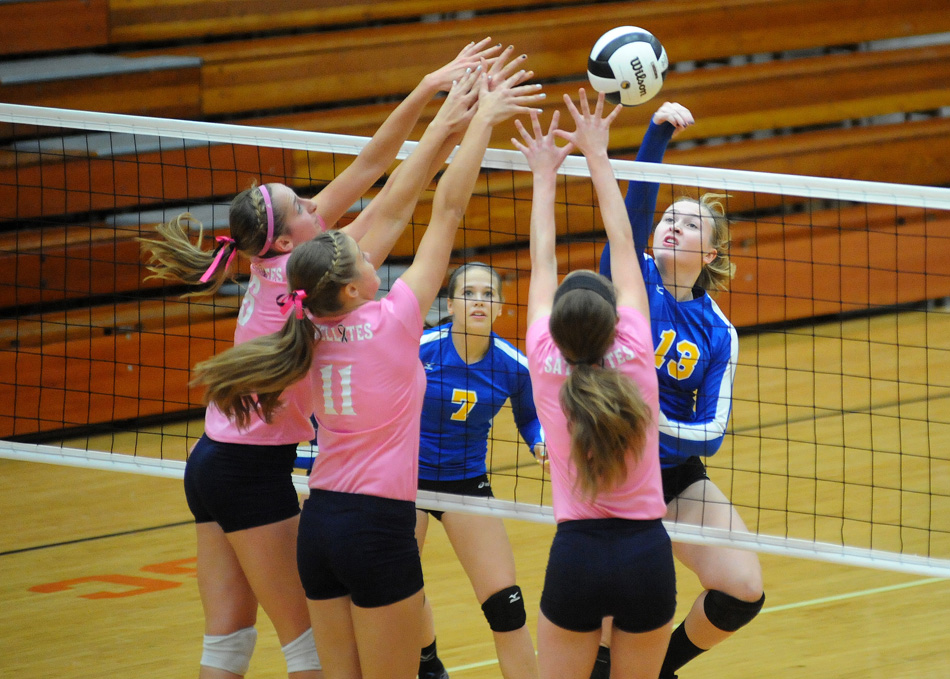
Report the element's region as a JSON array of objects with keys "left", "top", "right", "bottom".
[{"left": 2, "top": 103, "right": 950, "bottom": 577}]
